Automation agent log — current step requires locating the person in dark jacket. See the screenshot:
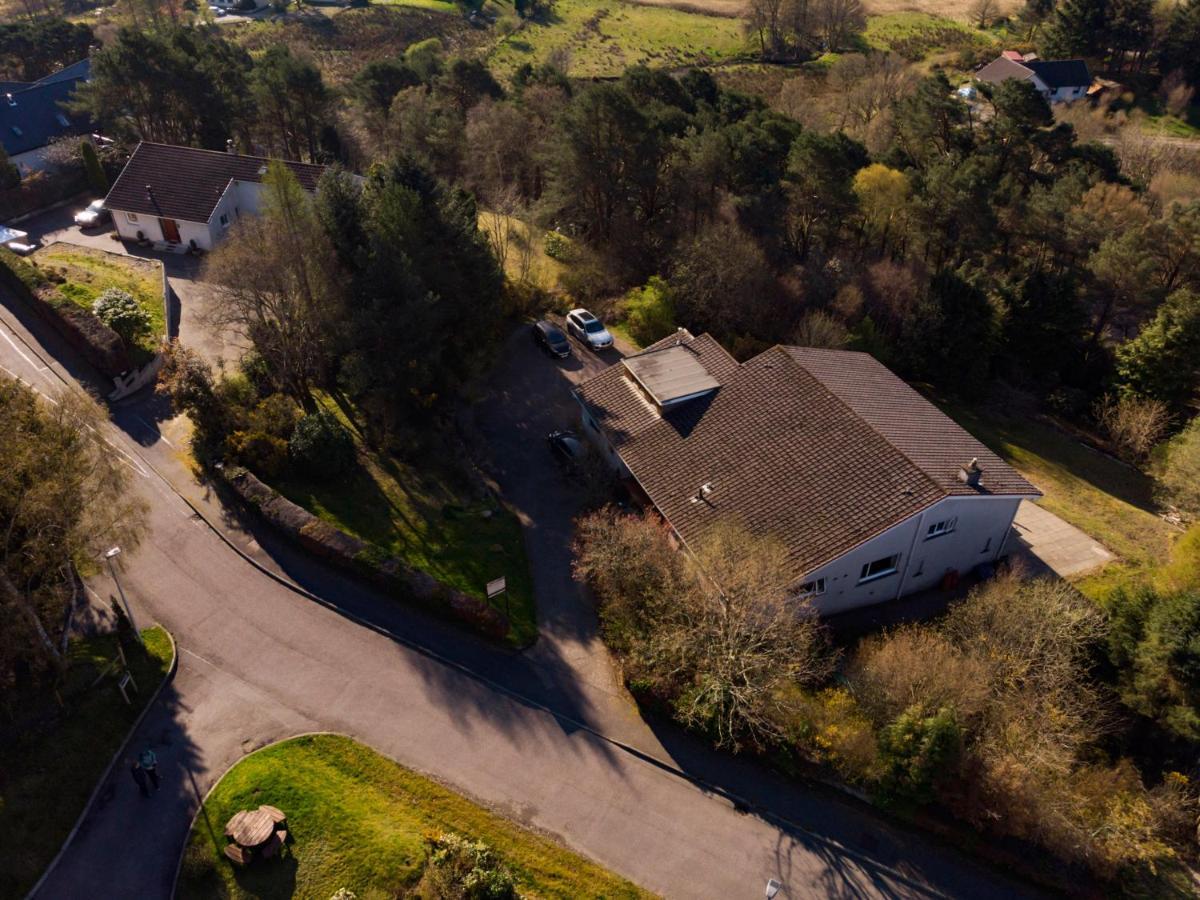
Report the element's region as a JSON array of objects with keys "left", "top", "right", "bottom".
[
  {"left": 139, "top": 747, "right": 159, "bottom": 792},
  {"left": 129, "top": 759, "right": 150, "bottom": 797}
]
